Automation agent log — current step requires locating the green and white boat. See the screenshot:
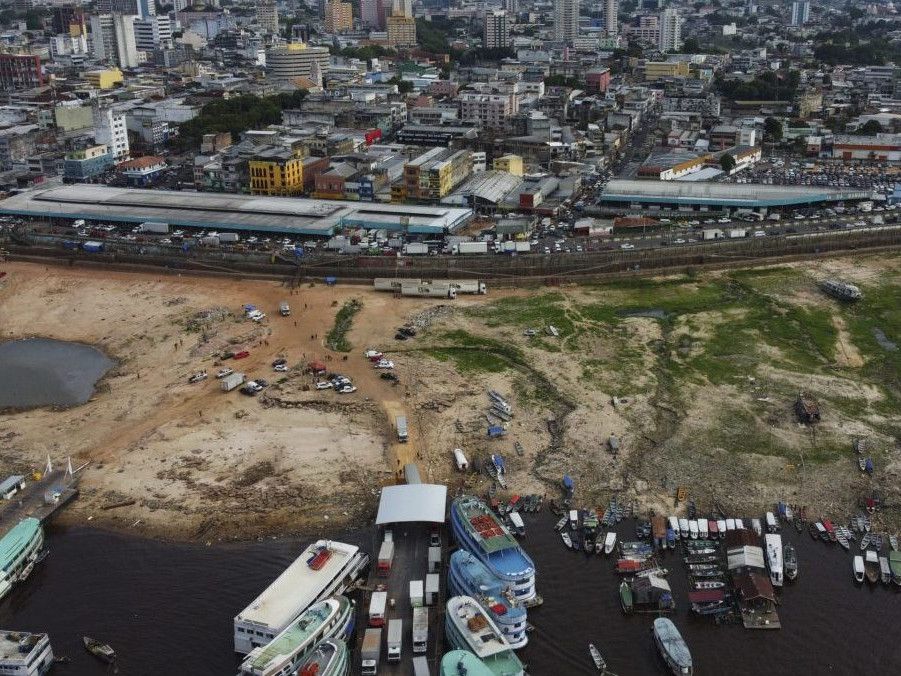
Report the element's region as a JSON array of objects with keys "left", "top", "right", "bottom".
[
  {"left": 440, "top": 650, "right": 496, "bottom": 676},
  {"left": 0, "top": 518, "right": 43, "bottom": 602},
  {"left": 294, "top": 638, "right": 349, "bottom": 676}
]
